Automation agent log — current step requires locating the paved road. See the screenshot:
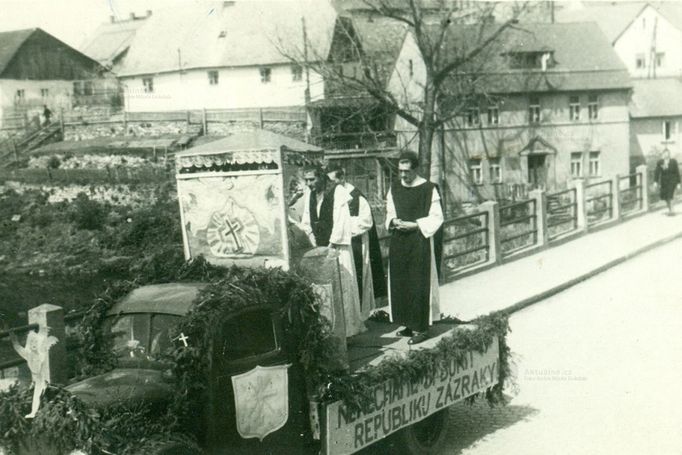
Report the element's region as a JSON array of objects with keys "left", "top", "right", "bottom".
[{"left": 434, "top": 237, "right": 682, "bottom": 455}]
